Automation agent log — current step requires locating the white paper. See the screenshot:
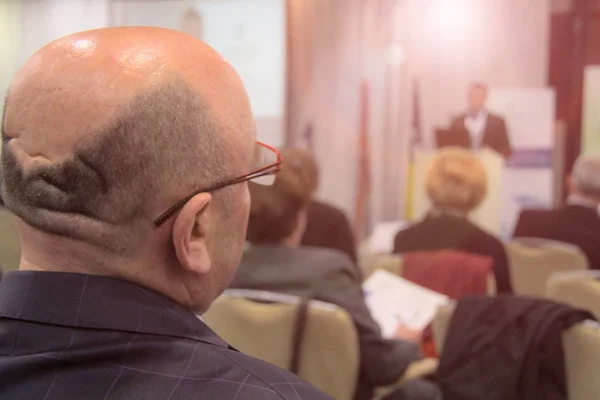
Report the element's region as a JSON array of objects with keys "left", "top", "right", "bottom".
[
  {"left": 362, "top": 270, "right": 449, "bottom": 337},
  {"left": 368, "top": 220, "right": 409, "bottom": 254}
]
